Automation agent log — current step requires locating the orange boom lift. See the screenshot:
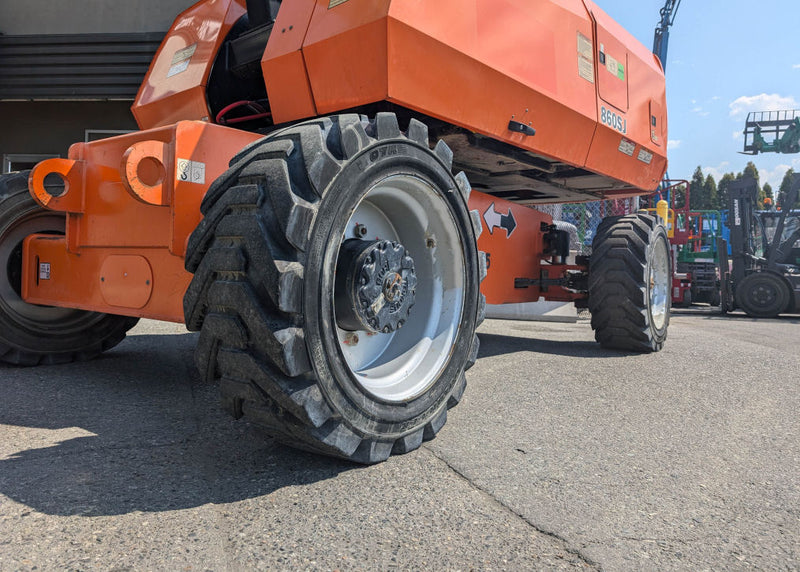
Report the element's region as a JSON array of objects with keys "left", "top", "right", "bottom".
[{"left": 1, "top": 0, "right": 669, "bottom": 463}]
